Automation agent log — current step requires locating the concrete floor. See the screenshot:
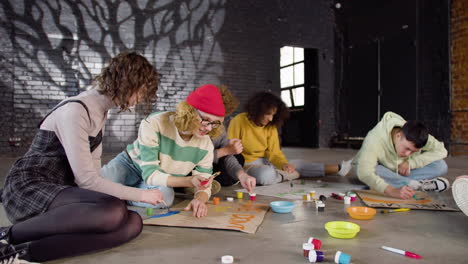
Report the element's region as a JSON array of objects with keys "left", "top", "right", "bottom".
[{"left": 0, "top": 148, "right": 467, "bottom": 264}]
